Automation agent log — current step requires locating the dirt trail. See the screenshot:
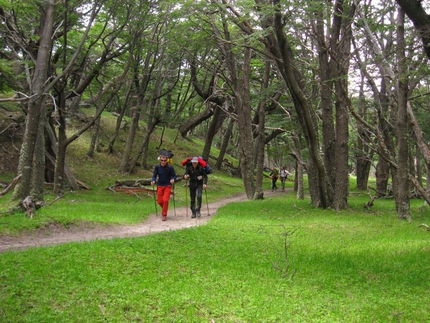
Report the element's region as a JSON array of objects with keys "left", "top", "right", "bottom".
[{"left": 0, "top": 189, "right": 286, "bottom": 252}]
